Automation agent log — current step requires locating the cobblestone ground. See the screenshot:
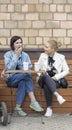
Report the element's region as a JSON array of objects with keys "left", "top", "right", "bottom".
[{"left": 0, "top": 114, "right": 72, "bottom": 130}]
